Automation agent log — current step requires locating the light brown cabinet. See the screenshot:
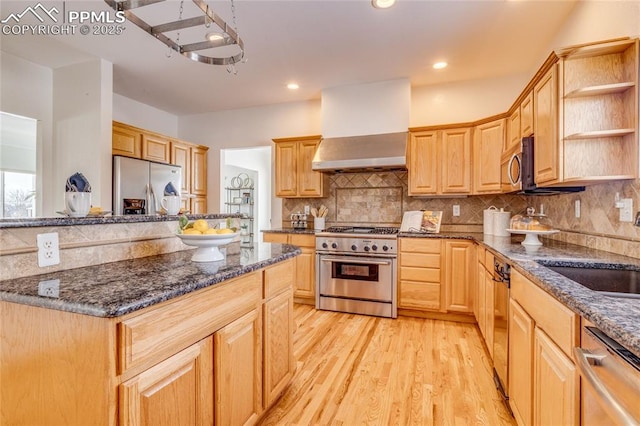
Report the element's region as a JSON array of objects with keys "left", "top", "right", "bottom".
[
  {"left": 398, "top": 238, "right": 474, "bottom": 318},
  {"left": 533, "top": 64, "right": 560, "bottom": 186},
  {"left": 475, "top": 248, "right": 494, "bottom": 358},
  {"left": 214, "top": 308, "right": 262, "bottom": 426},
  {"left": 113, "top": 121, "right": 209, "bottom": 214},
  {"left": 113, "top": 122, "right": 142, "bottom": 158},
  {"left": 509, "top": 298, "right": 534, "bottom": 426},
  {"left": 142, "top": 133, "right": 170, "bottom": 163},
  {"left": 473, "top": 118, "right": 505, "bottom": 194},
  {"left": 170, "top": 140, "right": 192, "bottom": 195},
  {"left": 506, "top": 91, "right": 533, "bottom": 154},
  {"left": 408, "top": 127, "right": 472, "bottom": 195},
  {"left": 443, "top": 239, "right": 475, "bottom": 313},
  {"left": 531, "top": 38, "right": 639, "bottom": 188},
  {"left": 399, "top": 238, "right": 443, "bottom": 311},
  {"left": 120, "top": 337, "right": 214, "bottom": 426},
  {"left": 263, "top": 288, "right": 295, "bottom": 407},
  {"left": 558, "top": 38, "right": 639, "bottom": 184},
  {"left": 262, "top": 232, "right": 316, "bottom": 304},
  {"left": 508, "top": 269, "right": 579, "bottom": 426},
  {"left": 273, "top": 136, "right": 325, "bottom": 198},
  {"left": 262, "top": 259, "right": 295, "bottom": 407}
]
